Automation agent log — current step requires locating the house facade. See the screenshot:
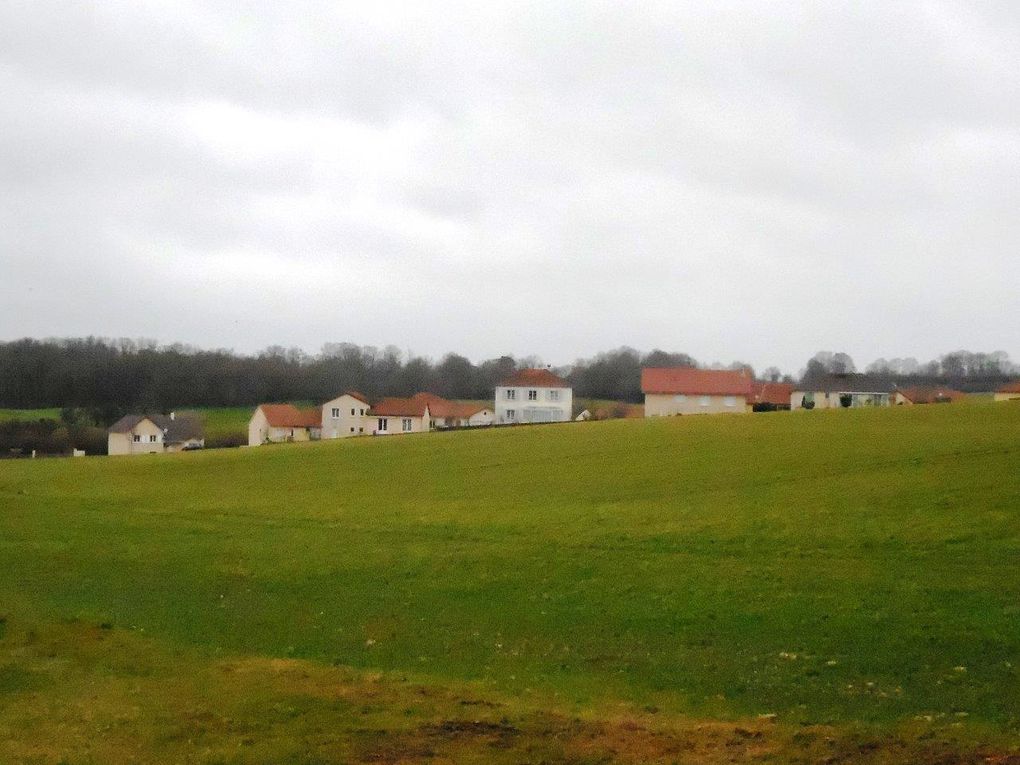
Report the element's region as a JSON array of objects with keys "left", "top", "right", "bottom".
[
  {"left": 994, "top": 381, "right": 1020, "bottom": 402},
  {"left": 495, "top": 368, "right": 572, "bottom": 424},
  {"left": 248, "top": 404, "right": 322, "bottom": 446},
  {"left": 791, "top": 373, "right": 895, "bottom": 410},
  {"left": 642, "top": 367, "right": 753, "bottom": 416},
  {"left": 108, "top": 413, "right": 204, "bottom": 456},
  {"left": 366, "top": 397, "right": 431, "bottom": 435},
  {"left": 321, "top": 391, "right": 370, "bottom": 439}
]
